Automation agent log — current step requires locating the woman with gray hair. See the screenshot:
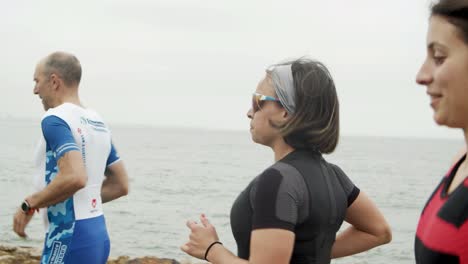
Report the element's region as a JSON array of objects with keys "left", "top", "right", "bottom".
[{"left": 181, "top": 58, "right": 391, "bottom": 264}]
